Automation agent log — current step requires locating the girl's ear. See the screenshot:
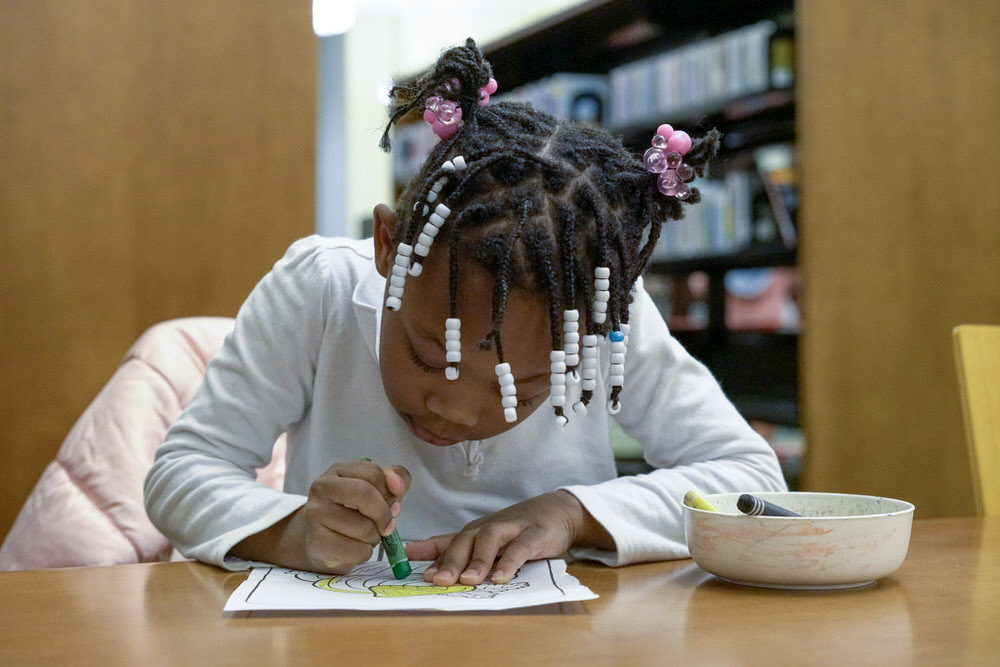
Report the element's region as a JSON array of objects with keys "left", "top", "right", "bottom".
[{"left": 372, "top": 203, "right": 397, "bottom": 278}]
